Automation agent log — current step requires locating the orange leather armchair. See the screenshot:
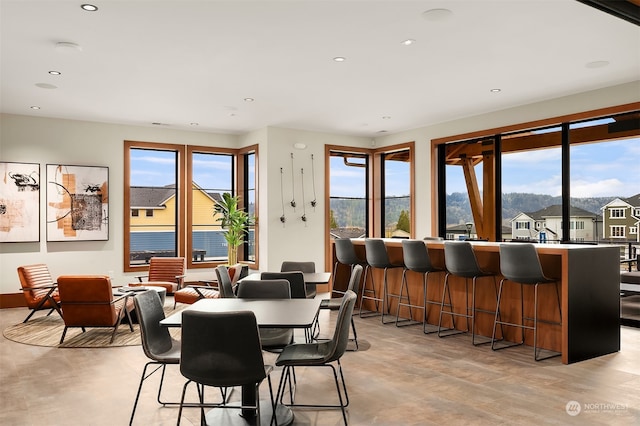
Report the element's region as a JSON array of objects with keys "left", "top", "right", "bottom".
[
  {"left": 130, "top": 257, "right": 185, "bottom": 294},
  {"left": 17, "top": 264, "right": 62, "bottom": 323},
  {"left": 57, "top": 275, "right": 135, "bottom": 344}
]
